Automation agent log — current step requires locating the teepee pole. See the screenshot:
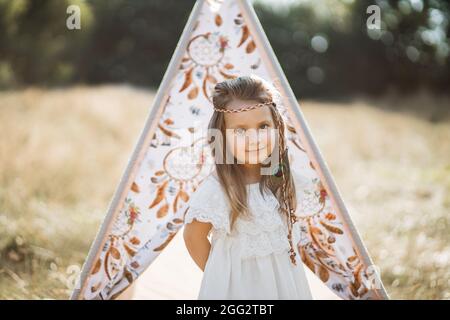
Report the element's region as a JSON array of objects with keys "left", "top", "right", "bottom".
[
  {"left": 236, "top": 0, "right": 389, "bottom": 300},
  {"left": 70, "top": 0, "right": 206, "bottom": 300}
]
